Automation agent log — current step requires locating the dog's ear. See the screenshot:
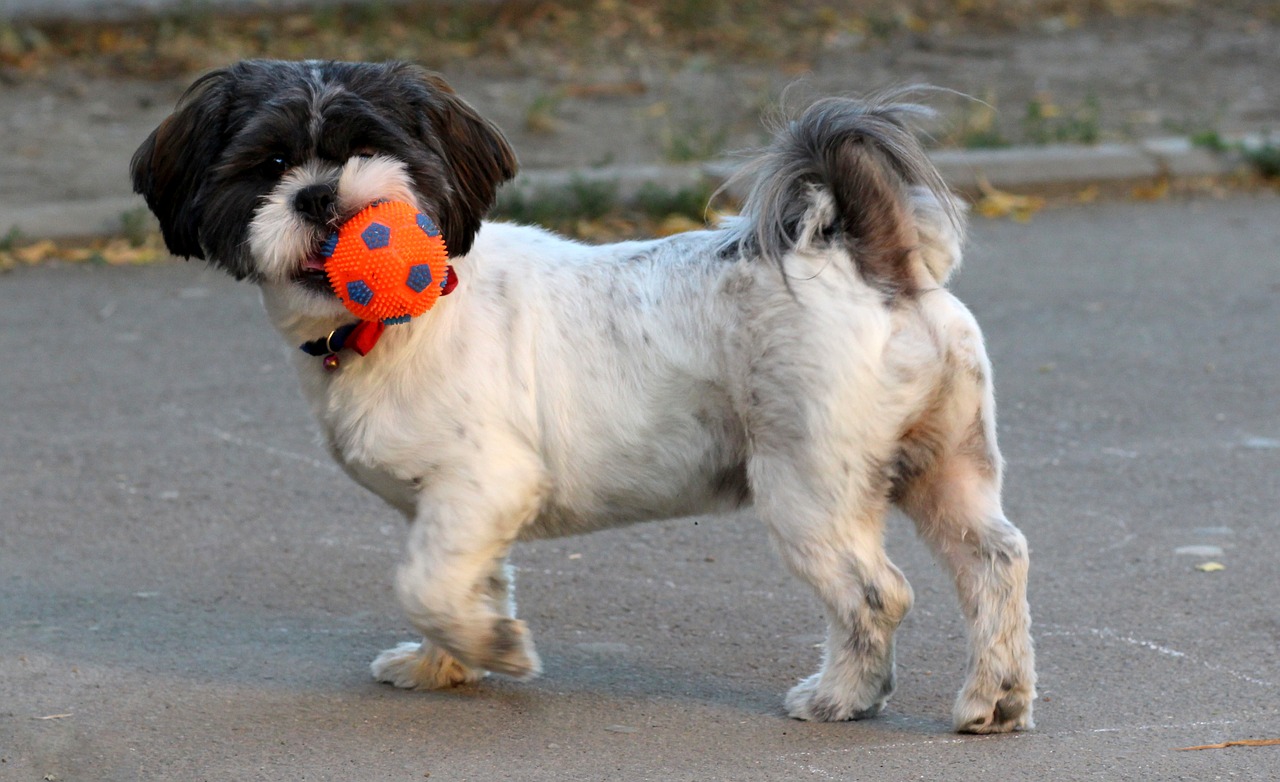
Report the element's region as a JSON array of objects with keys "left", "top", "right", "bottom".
[
  {"left": 130, "top": 68, "right": 234, "bottom": 259},
  {"left": 402, "top": 66, "right": 518, "bottom": 258}
]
